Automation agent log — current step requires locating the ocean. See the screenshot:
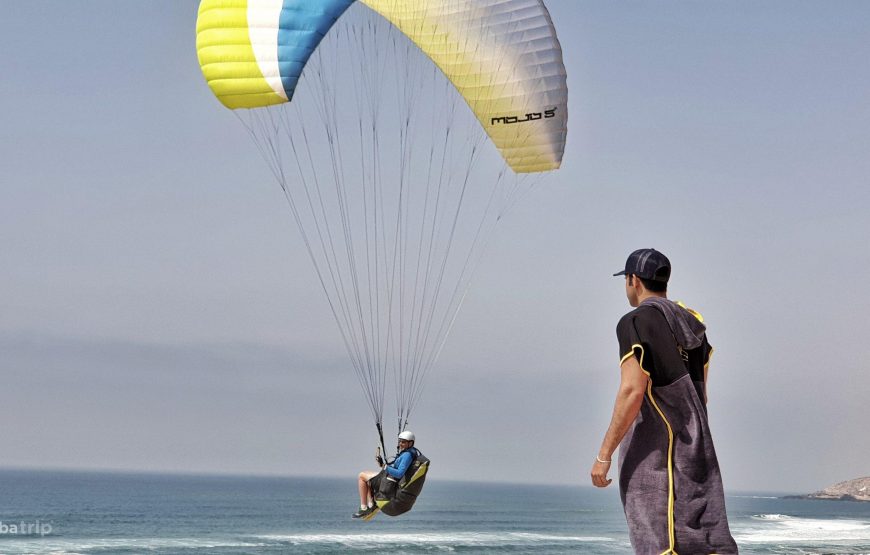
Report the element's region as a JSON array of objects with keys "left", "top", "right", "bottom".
[{"left": 0, "top": 470, "right": 868, "bottom": 554}]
